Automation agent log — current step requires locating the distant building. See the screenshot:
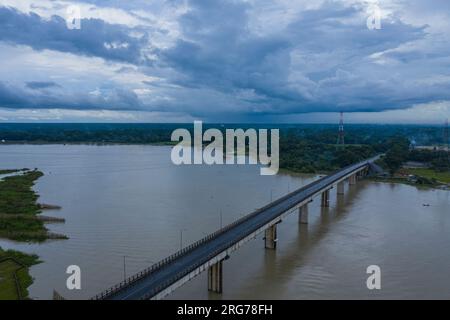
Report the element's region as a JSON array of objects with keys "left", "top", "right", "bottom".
[
  {"left": 415, "top": 145, "right": 442, "bottom": 151},
  {"left": 403, "top": 161, "right": 430, "bottom": 169}
]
